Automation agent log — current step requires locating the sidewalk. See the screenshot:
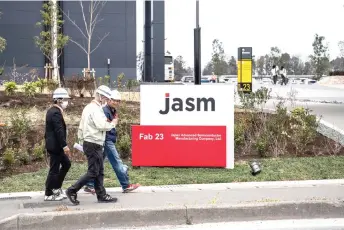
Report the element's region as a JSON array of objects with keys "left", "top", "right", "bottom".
[{"left": 1, "top": 179, "right": 344, "bottom": 230}]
